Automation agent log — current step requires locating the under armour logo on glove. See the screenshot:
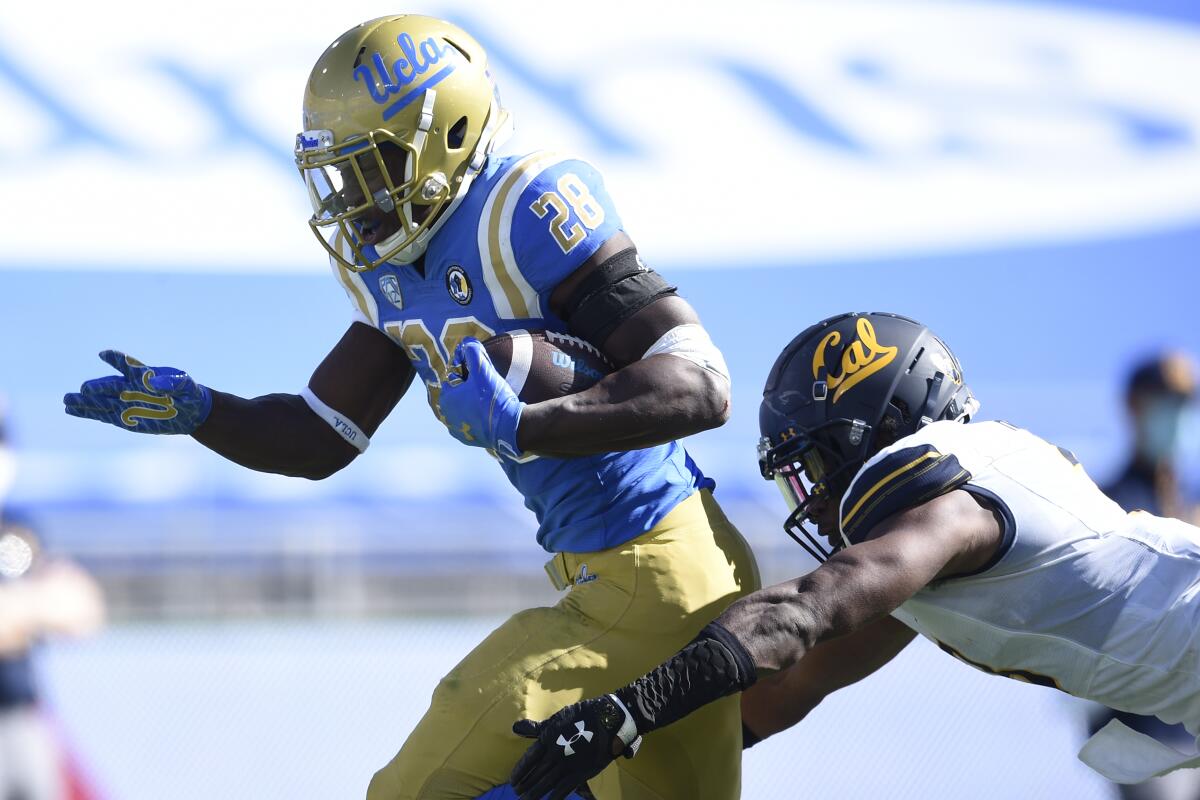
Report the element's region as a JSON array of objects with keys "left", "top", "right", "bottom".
[
  {"left": 511, "top": 694, "right": 641, "bottom": 800},
  {"left": 556, "top": 722, "right": 593, "bottom": 756}
]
